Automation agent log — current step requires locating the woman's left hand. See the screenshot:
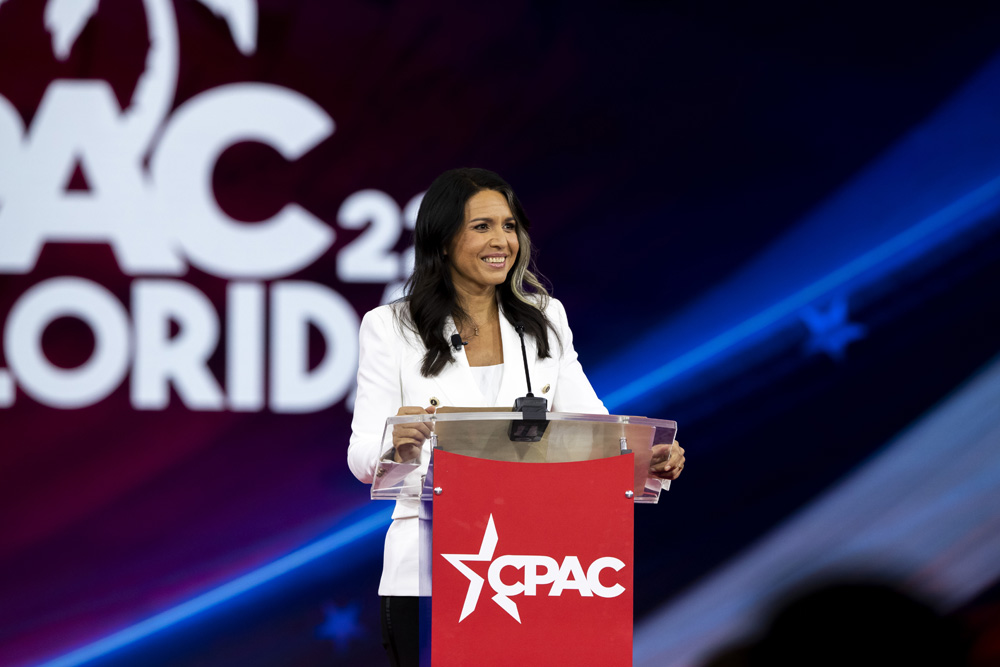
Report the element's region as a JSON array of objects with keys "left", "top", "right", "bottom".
[{"left": 648, "top": 440, "right": 685, "bottom": 480}]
